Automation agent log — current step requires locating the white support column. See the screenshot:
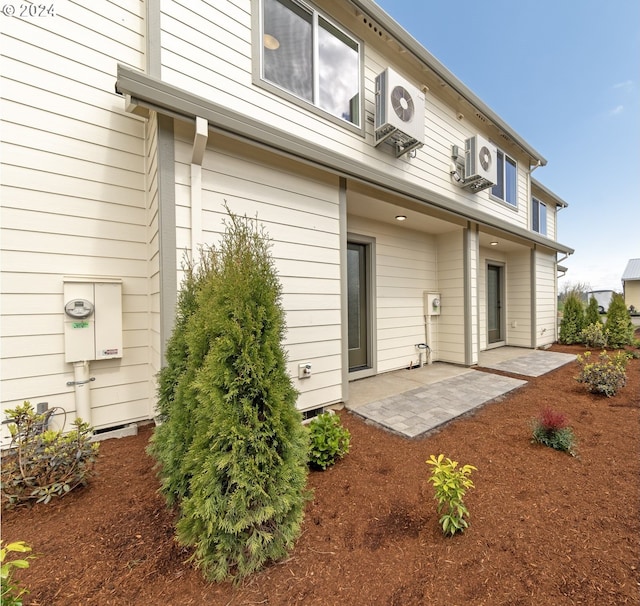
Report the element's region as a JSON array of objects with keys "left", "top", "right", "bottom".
[{"left": 190, "top": 117, "right": 208, "bottom": 258}]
